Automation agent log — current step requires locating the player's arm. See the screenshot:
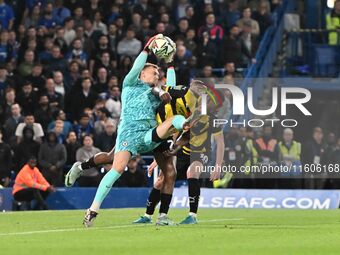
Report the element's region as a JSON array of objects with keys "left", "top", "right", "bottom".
[
  {"left": 123, "top": 36, "right": 156, "bottom": 86},
  {"left": 166, "top": 62, "right": 176, "bottom": 87},
  {"left": 123, "top": 51, "right": 148, "bottom": 85},
  {"left": 210, "top": 131, "right": 225, "bottom": 181}
]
